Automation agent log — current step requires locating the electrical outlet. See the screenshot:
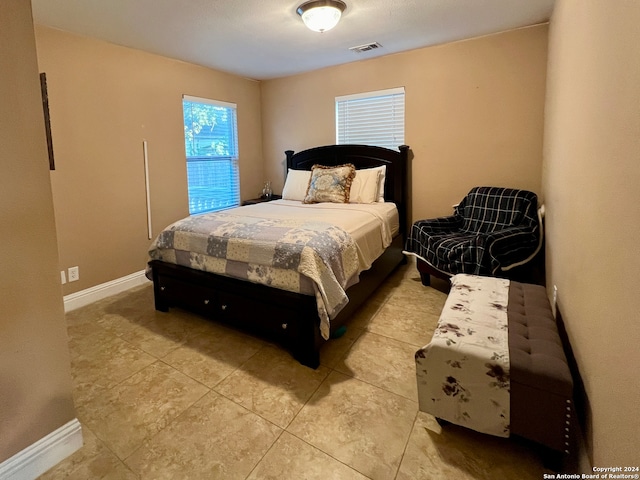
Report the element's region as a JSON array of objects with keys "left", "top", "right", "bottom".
[
  {"left": 61, "top": 270, "right": 67, "bottom": 284},
  {"left": 68, "top": 266, "right": 80, "bottom": 282}
]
